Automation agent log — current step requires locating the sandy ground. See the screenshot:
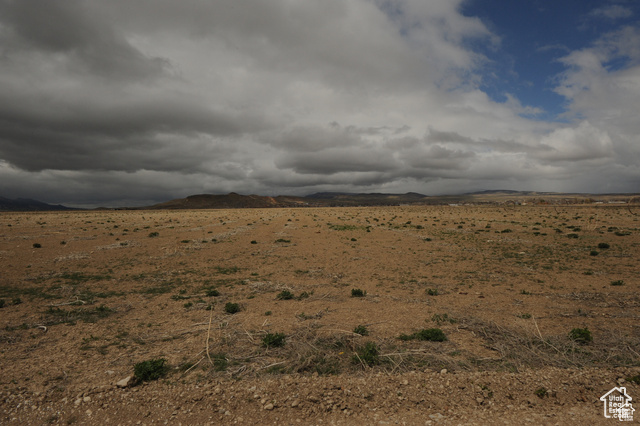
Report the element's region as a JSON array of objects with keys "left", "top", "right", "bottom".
[{"left": 1, "top": 205, "right": 638, "bottom": 424}]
